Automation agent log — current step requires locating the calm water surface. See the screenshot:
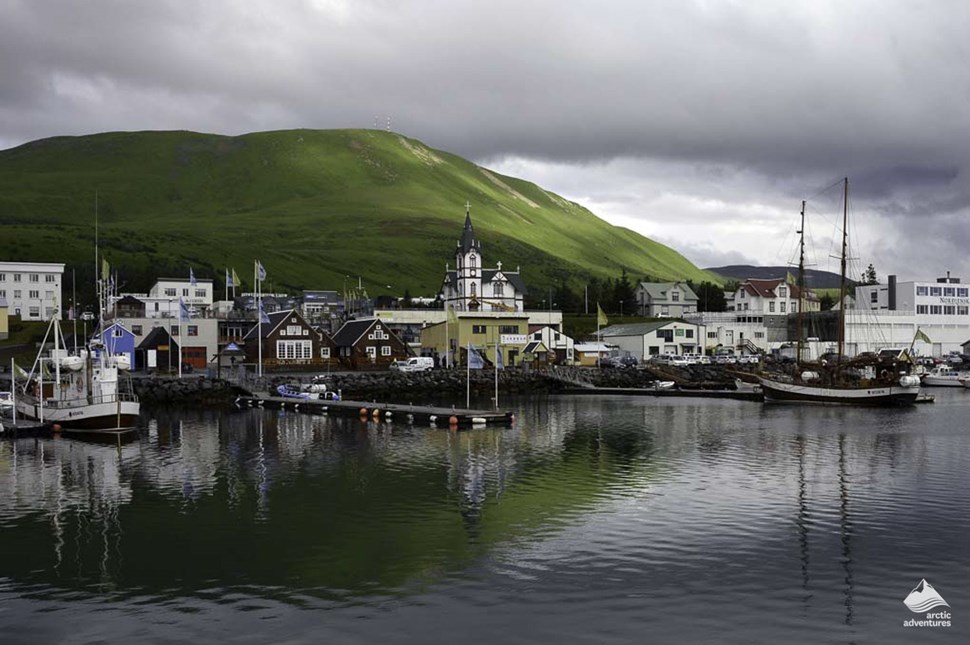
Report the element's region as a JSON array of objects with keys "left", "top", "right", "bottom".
[{"left": 1, "top": 391, "right": 969, "bottom": 643}]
